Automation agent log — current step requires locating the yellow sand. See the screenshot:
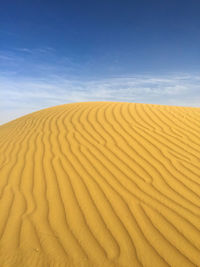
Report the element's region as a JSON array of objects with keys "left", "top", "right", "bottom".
[{"left": 0, "top": 102, "right": 200, "bottom": 267}]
